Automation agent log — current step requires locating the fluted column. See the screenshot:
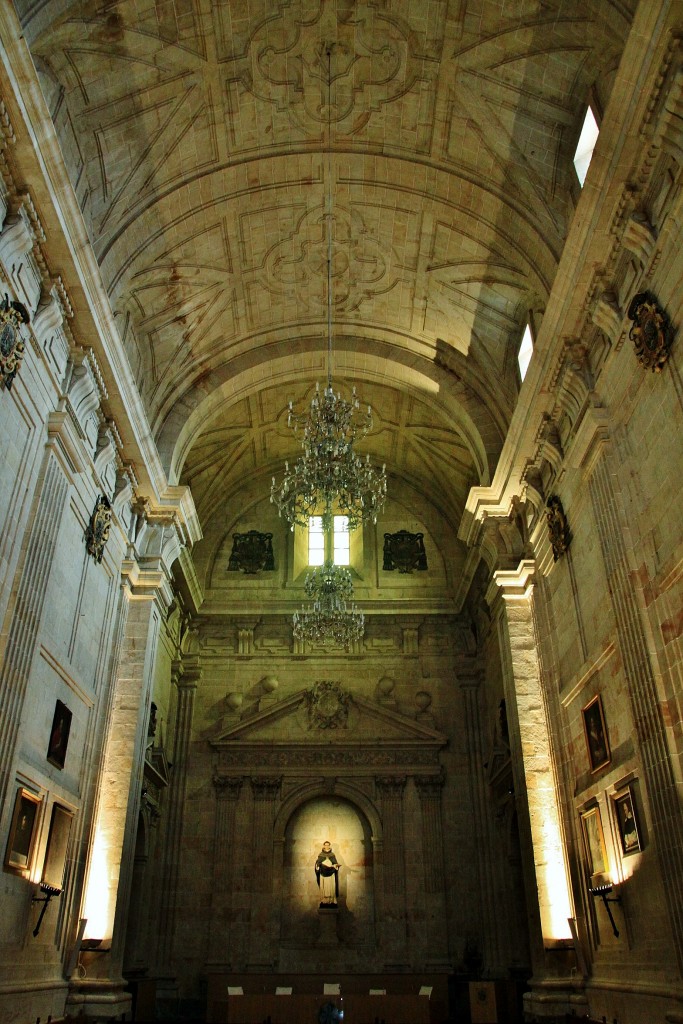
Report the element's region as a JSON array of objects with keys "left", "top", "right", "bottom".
[
  {"left": 415, "top": 773, "right": 449, "bottom": 965},
  {"left": 248, "top": 776, "right": 281, "bottom": 968},
  {"left": 590, "top": 451, "right": 683, "bottom": 969},
  {"left": 207, "top": 776, "right": 243, "bottom": 967},
  {"left": 375, "top": 775, "right": 408, "bottom": 964},
  {"left": 155, "top": 660, "right": 199, "bottom": 976},
  {"left": 460, "top": 677, "right": 505, "bottom": 971},
  {"left": 0, "top": 455, "right": 68, "bottom": 814}
]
